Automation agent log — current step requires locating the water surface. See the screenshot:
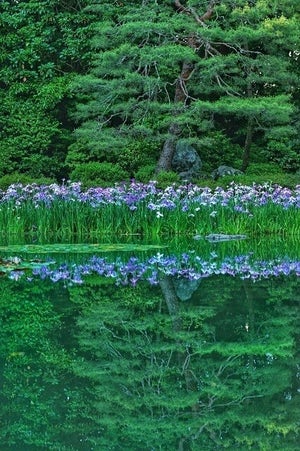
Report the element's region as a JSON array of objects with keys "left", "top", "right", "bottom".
[{"left": 0, "top": 238, "right": 299, "bottom": 450}]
